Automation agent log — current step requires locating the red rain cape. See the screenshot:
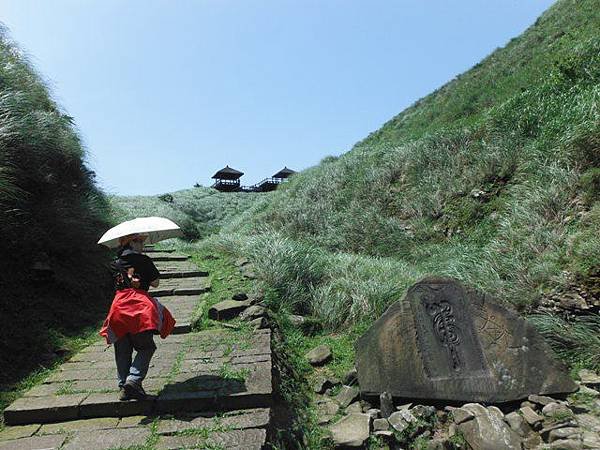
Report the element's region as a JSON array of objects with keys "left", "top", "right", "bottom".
[{"left": 100, "top": 288, "right": 176, "bottom": 344}]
